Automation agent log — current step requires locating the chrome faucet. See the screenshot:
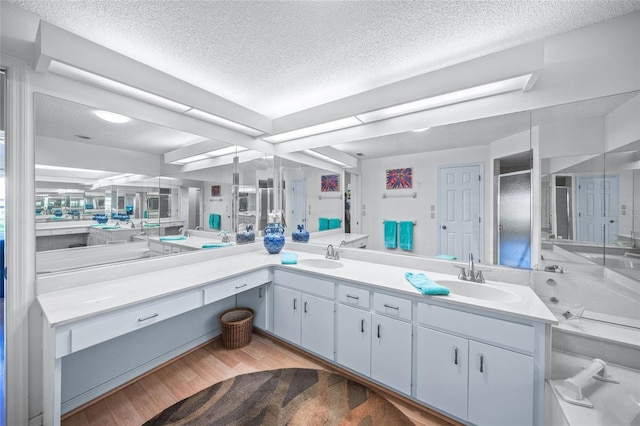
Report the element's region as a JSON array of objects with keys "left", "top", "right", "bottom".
[
  {"left": 179, "top": 227, "right": 190, "bottom": 237},
  {"left": 219, "top": 231, "right": 230, "bottom": 243},
  {"left": 326, "top": 244, "right": 340, "bottom": 260},
  {"left": 454, "top": 253, "right": 486, "bottom": 283}
]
